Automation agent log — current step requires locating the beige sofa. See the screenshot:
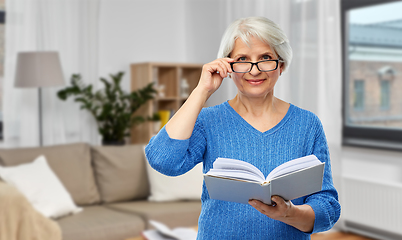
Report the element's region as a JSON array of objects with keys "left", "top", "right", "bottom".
[{"left": 0, "top": 143, "right": 201, "bottom": 240}]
